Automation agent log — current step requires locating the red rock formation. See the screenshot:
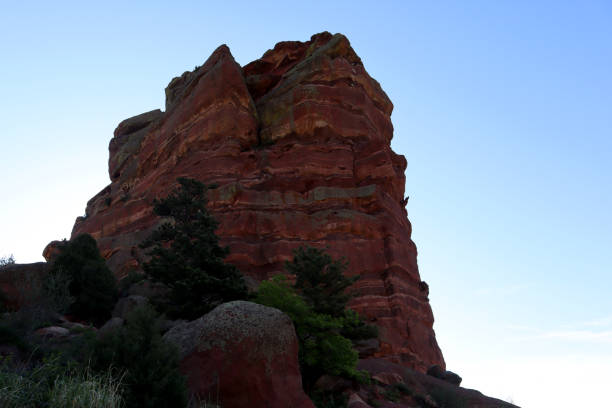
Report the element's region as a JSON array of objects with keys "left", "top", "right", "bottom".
[{"left": 64, "top": 32, "right": 444, "bottom": 371}]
